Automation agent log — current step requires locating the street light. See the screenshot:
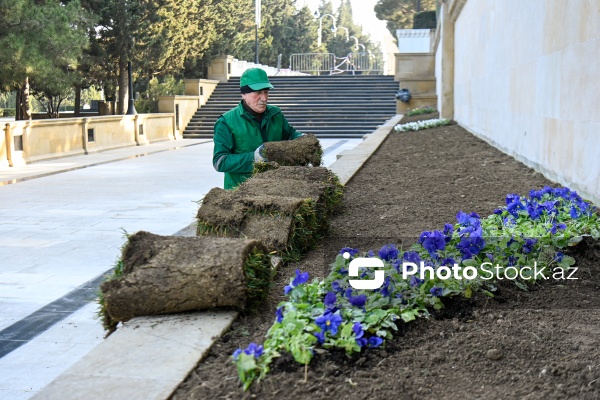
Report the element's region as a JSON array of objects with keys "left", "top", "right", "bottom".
[
  {"left": 314, "top": 10, "right": 337, "bottom": 47},
  {"left": 336, "top": 26, "right": 349, "bottom": 42},
  {"left": 349, "top": 36, "right": 365, "bottom": 51}
]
